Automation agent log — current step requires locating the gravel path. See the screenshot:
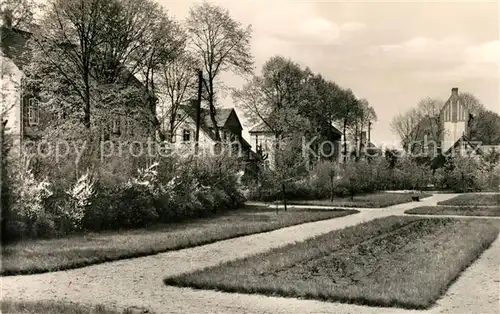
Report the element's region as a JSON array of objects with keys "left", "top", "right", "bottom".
[{"left": 2, "top": 193, "right": 499, "bottom": 314}]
